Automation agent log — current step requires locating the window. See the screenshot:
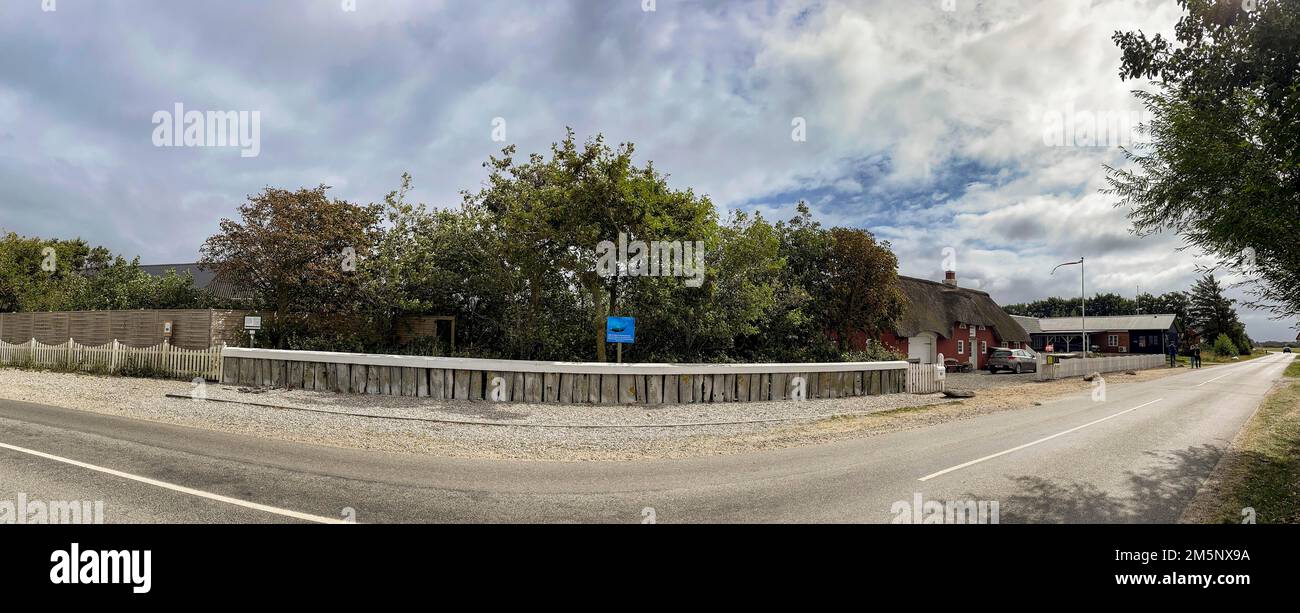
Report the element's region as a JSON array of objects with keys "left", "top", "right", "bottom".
[
  {"left": 960, "top": 323, "right": 967, "bottom": 329},
  {"left": 1138, "top": 337, "right": 1146, "bottom": 348},
  {"left": 978, "top": 325, "right": 985, "bottom": 331},
  {"left": 1108, "top": 335, "right": 1119, "bottom": 347},
  {"left": 981, "top": 340, "right": 987, "bottom": 353},
  {"left": 957, "top": 340, "right": 965, "bottom": 354}
]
